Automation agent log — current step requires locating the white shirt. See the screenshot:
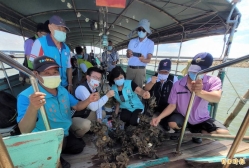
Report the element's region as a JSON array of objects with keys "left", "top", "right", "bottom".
[
  {"left": 127, "top": 37, "right": 154, "bottom": 66},
  {"left": 147, "top": 75, "right": 178, "bottom": 86},
  {"left": 75, "top": 82, "right": 108, "bottom": 119}
]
